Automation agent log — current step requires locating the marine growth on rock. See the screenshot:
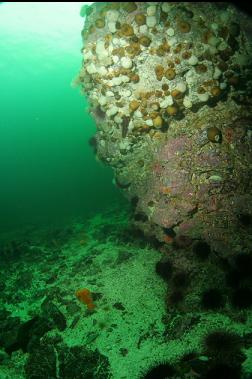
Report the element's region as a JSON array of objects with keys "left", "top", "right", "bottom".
[{"left": 79, "top": 2, "right": 252, "bottom": 256}]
